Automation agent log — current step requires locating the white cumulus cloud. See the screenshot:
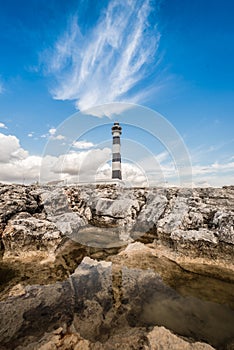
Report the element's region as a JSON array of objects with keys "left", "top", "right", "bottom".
[
  {"left": 72, "top": 140, "right": 95, "bottom": 149},
  {"left": 49, "top": 128, "right": 56, "bottom": 136},
  {"left": 54, "top": 134, "right": 66, "bottom": 140},
  {"left": 0, "top": 133, "right": 41, "bottom": 183},
  {"left": 47, "top": 128, "right": 66, "bottom": 140},
  {"left": 52, "top": 148, "right": 111, "bottom": 177},
  {"left": 0, "top": 133, "right": 28, "bottom": 163},
  {"left": 0, "top": 122, "right": 7, "bottom": 129},
  {"left": 0, "top": 132, "right": 233, "bottom": 187}
]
